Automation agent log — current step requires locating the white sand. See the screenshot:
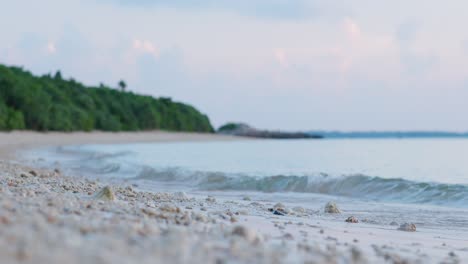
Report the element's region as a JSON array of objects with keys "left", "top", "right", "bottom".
[{"left": 0, "top": 131, "right": 465, "bottom": 263}]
